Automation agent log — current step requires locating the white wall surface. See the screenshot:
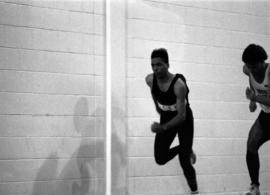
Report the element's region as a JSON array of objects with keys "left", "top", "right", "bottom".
[{"left": 0, "top": 0, "right": 105, "bottom": 195}]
